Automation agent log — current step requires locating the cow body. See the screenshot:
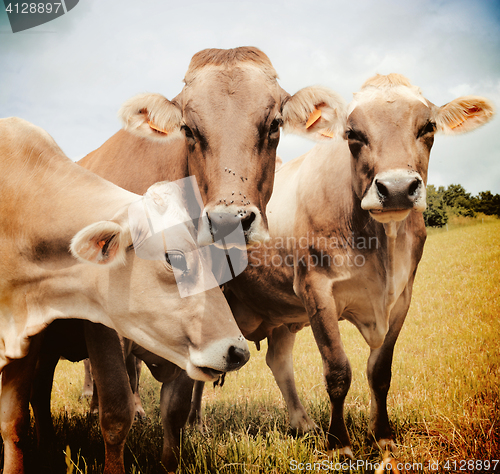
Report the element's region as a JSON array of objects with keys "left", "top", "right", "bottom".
[
  {"left": 30, "top": 47, "right": 346, "bottom": 473},
  {"left": 0, "top": 117, "right": 249, "bottom": 473},
  {"left": 220, "top": 74, "right": 495, "bottom": 456}
]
